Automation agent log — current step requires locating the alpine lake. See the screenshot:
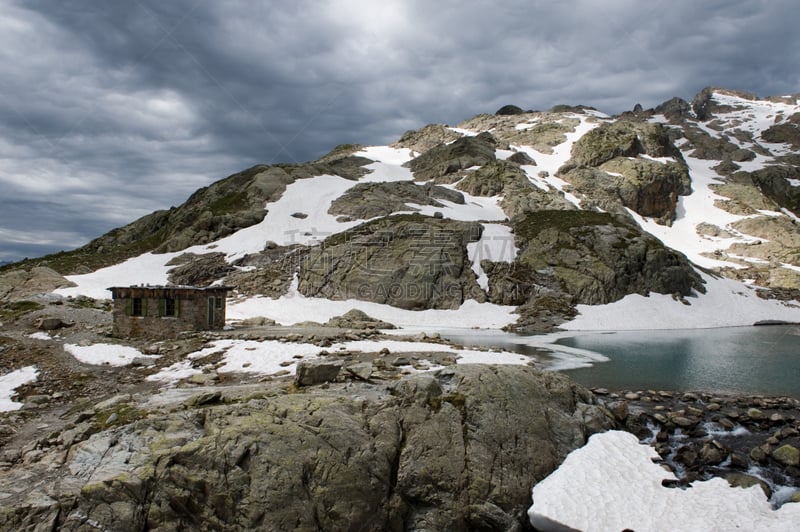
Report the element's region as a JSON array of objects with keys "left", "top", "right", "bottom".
[{"left": 438, "top": 324, "right": 800, "bottom": 398}]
